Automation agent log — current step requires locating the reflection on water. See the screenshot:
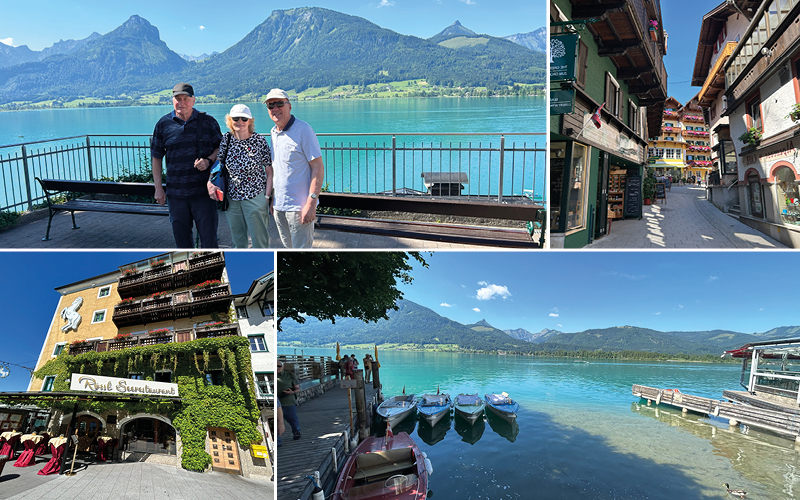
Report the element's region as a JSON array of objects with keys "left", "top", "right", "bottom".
[
  {"left": 485, "top": 411, "right": 519, "bottom": 443},
  {"left": 454, "top": 417, "right": 485, "bottom": 445},
  {"left": 417, "top": 413, "right": 452, "bottom": 446}
]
